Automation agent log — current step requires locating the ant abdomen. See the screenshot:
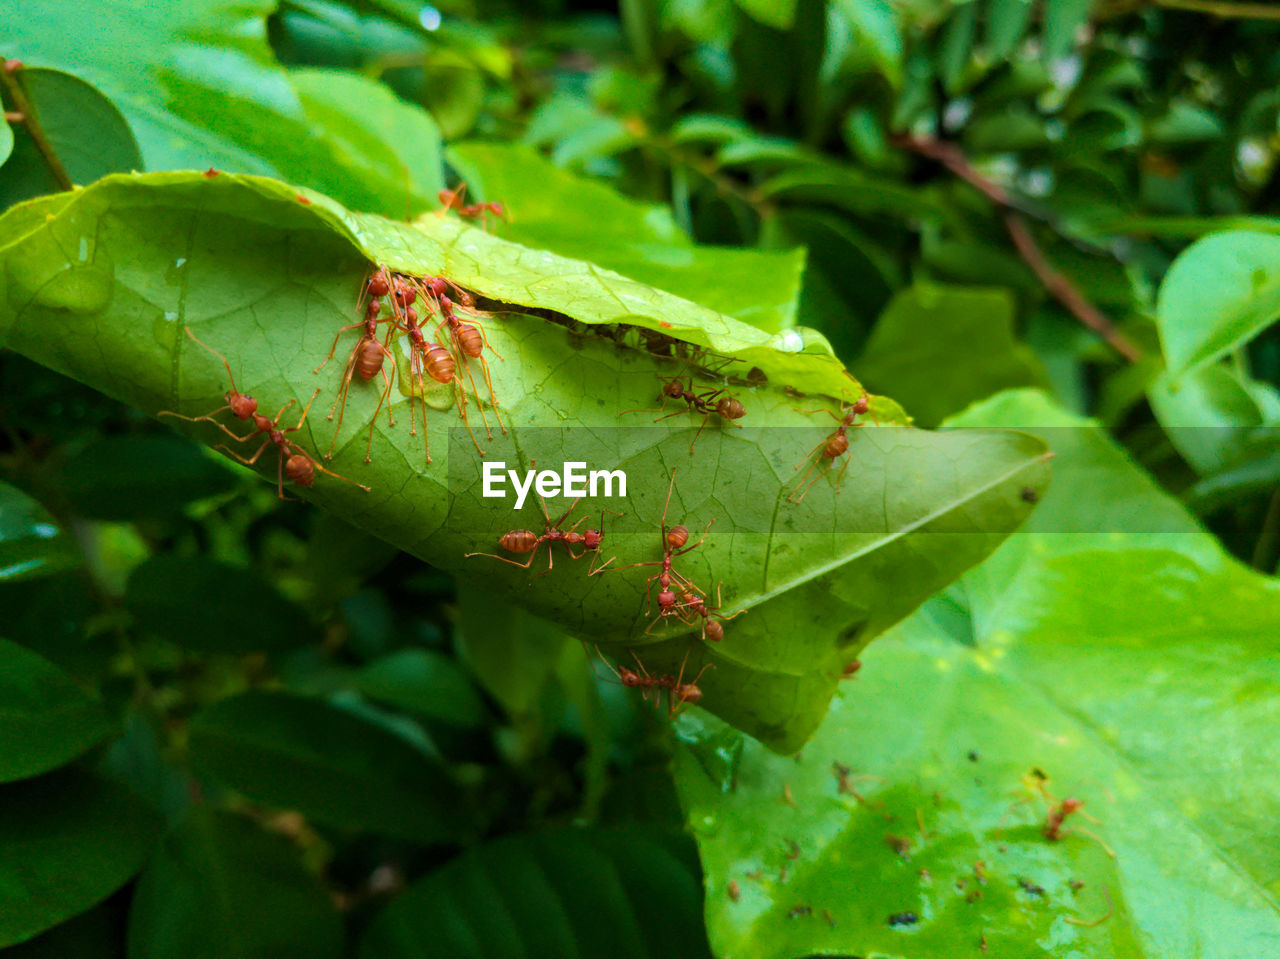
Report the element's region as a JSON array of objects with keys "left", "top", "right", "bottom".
[
  {"left": 356, "top": 340, "right": 384, "bottom": 381},
  {"left": 424, "top": 344, "right": 455, "bottom": 384},
  {"left": 285, "top": 454, "right": 316, "bottom": 486},
  {"left": 499, "top": 530, "right": 539, "bottom": 553},
  {"left": 823, "top": 434, "right": 850, "bottom": 459},
  {"left": 717, "top": 397, "right": 745, "bottom": 420},
  {"left": 667, "top": 525, "right": 690, "bottom": 549}
]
